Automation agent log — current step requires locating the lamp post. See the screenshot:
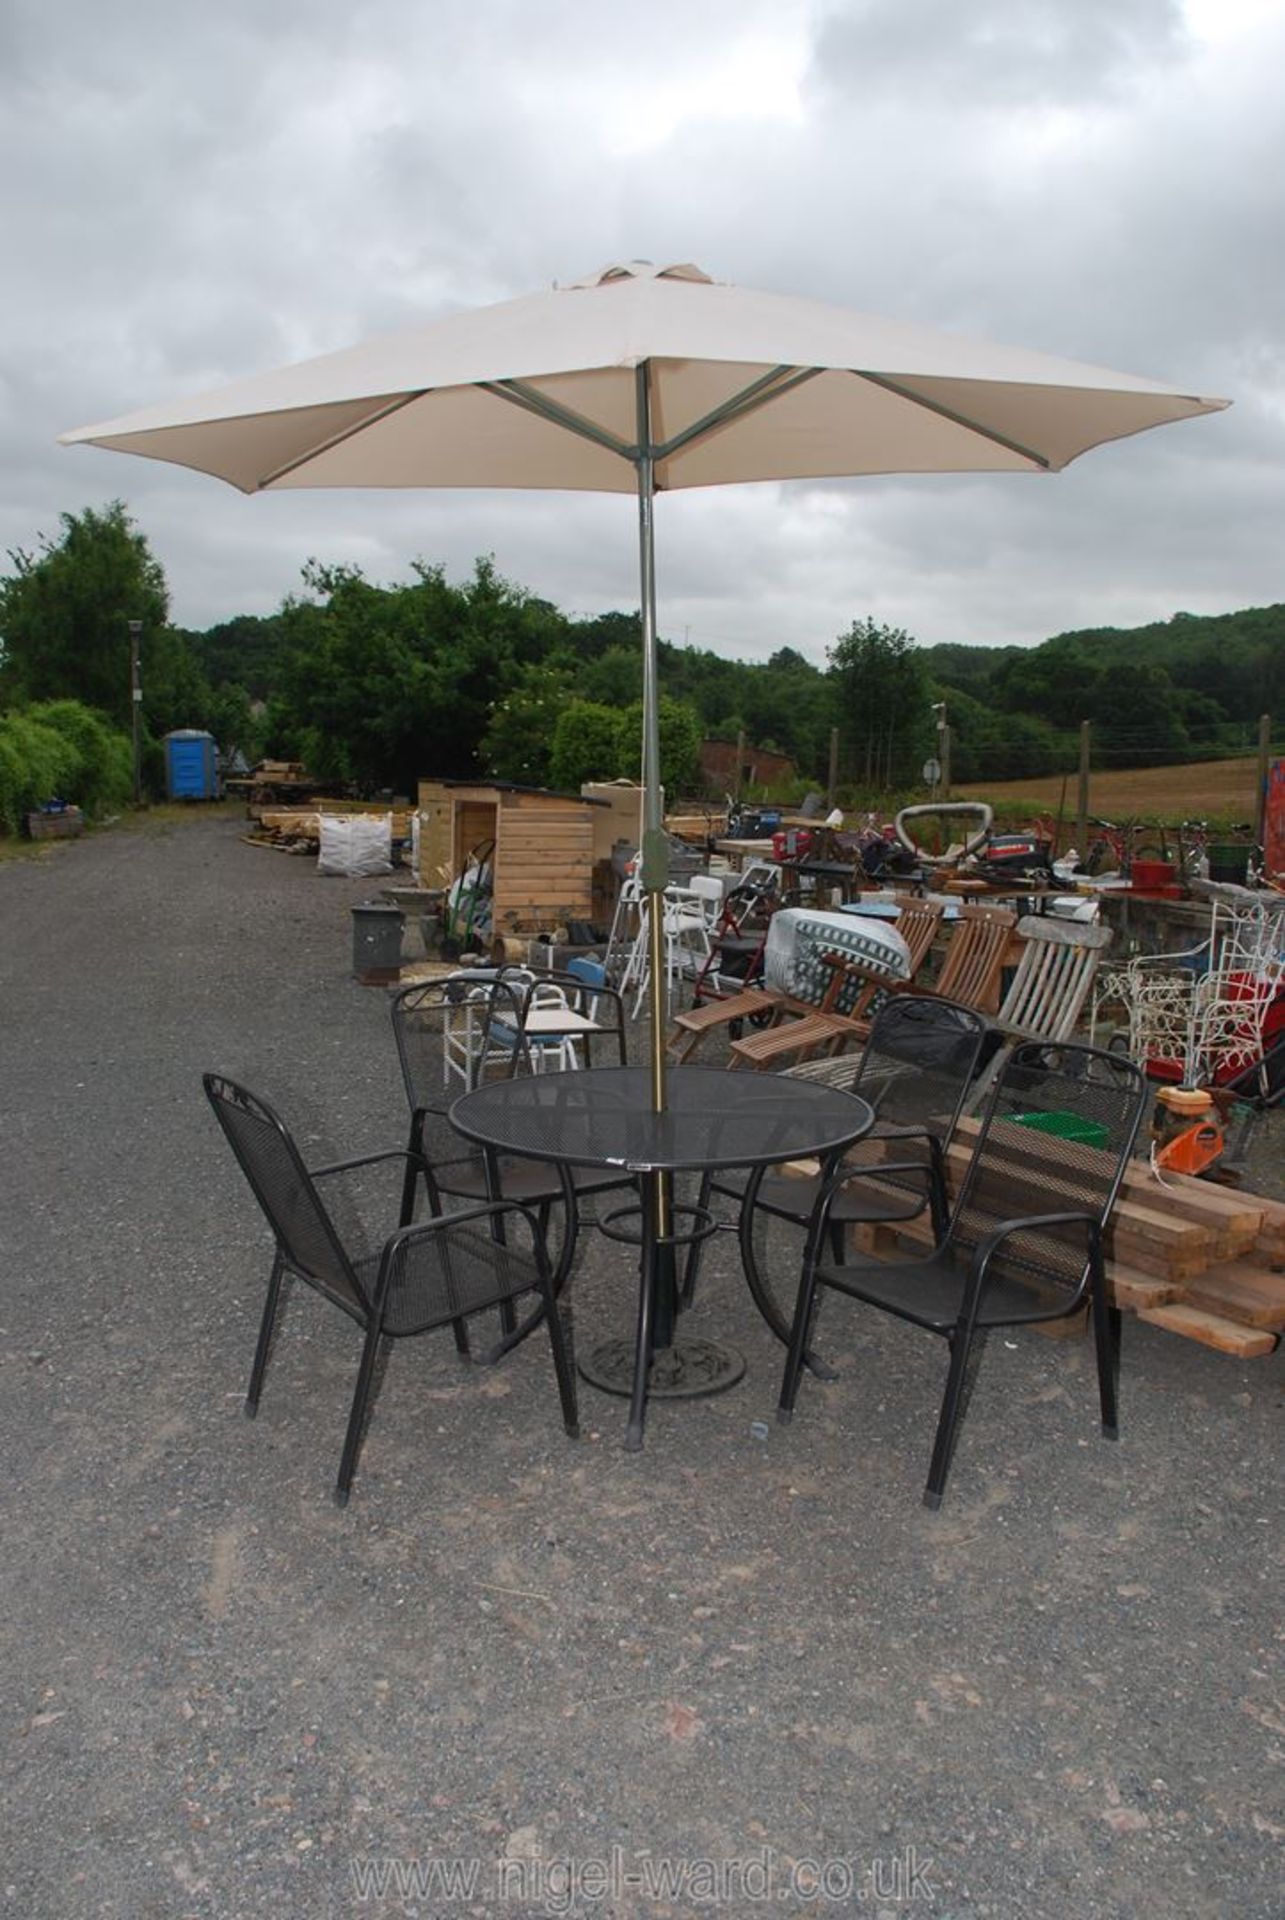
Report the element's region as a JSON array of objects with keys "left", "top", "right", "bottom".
[{"left": 128, "top": 620, "right": 143, "bottom": 805}]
